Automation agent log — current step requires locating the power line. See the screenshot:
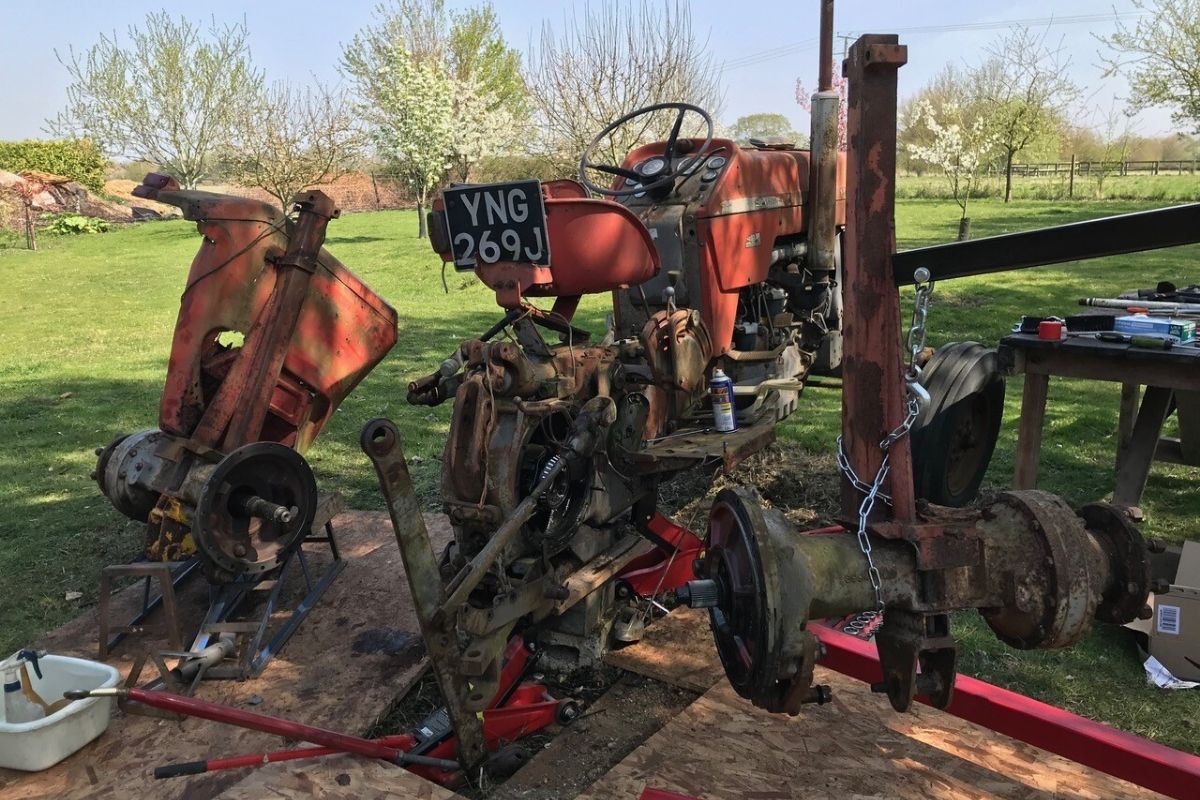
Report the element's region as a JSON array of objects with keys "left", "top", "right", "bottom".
[
  {"left": 721, "top": 11, "right": 1146, "bottom": 73},
  {"left": 723, "top": 37, "right": 819, "bottom": 70}
]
